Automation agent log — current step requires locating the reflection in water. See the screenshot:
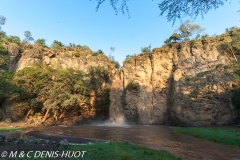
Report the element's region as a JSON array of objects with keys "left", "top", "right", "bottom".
[{"left": 22, "top": 125, "right": 240, "bottom": 160}]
